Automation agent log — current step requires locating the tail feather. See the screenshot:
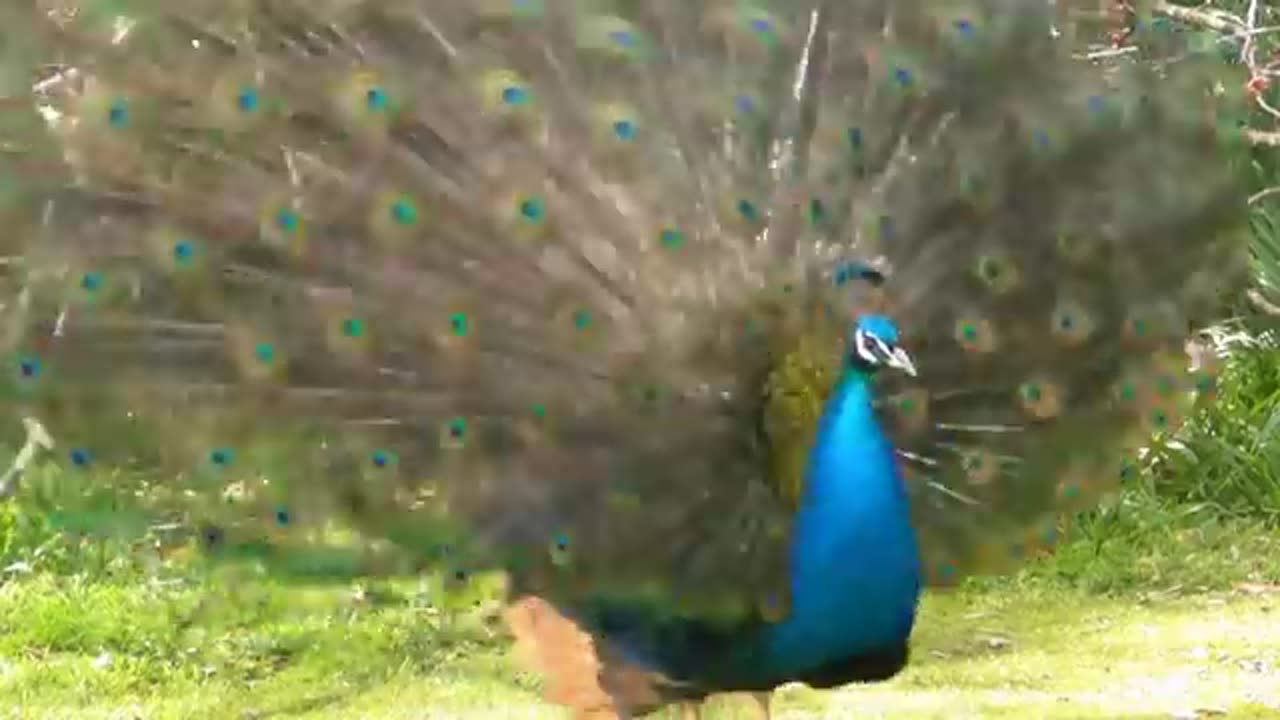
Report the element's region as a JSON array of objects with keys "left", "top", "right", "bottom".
[{"left": 0, "top": 0, "right": 1251, "bottom": 658}]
